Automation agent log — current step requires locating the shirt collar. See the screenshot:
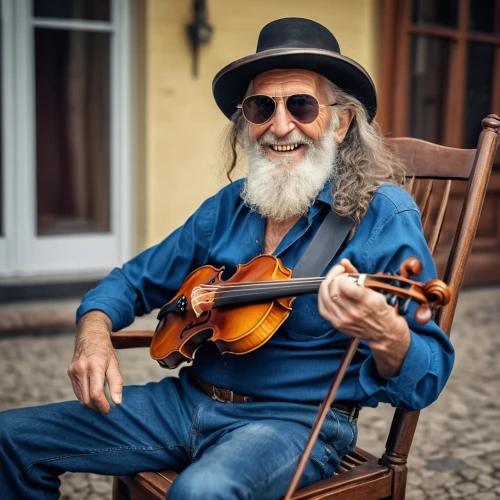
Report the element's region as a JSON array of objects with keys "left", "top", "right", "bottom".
[
  {"left": 304, "top": 180, "right": 334, "bottom": 222},
  {"left": 316, "top": 180, "right": 334, "bottom": 206}
]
